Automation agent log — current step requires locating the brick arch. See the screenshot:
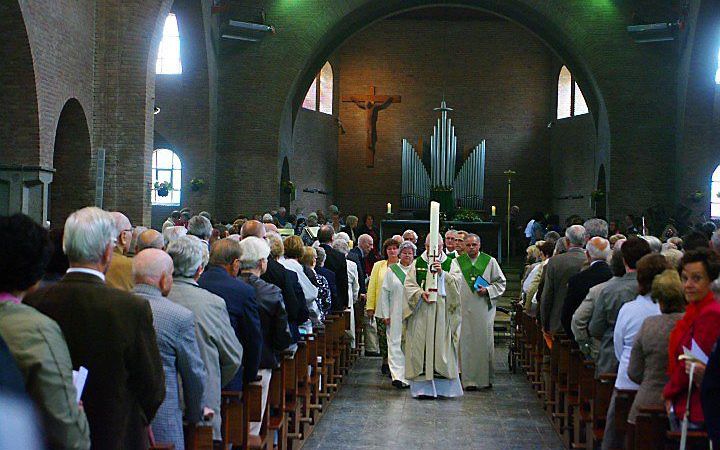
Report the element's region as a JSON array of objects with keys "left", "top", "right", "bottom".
[
  {"left": 276, "top": 1, "right": 612, "bottom": 212},
  {"left": 0, "top": 1, "right": 40, "bottom": 165},
  {"left": 50, "top": 98, "right": 93, "bottom": 227}
]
